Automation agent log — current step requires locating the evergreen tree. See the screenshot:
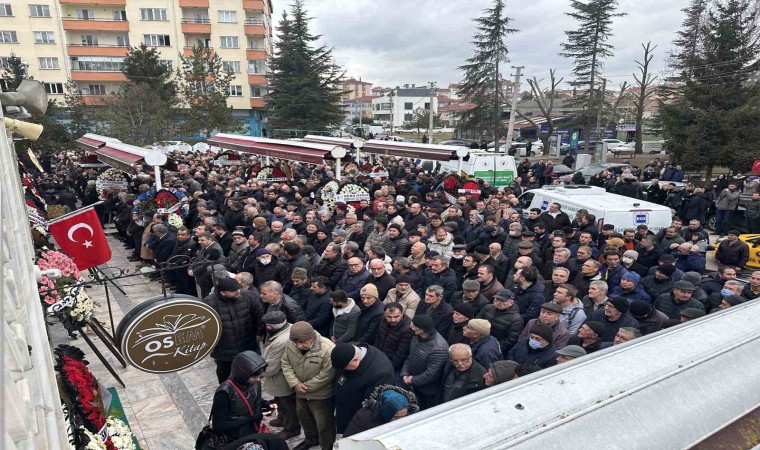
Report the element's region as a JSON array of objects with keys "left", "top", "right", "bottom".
[
  {"left": 560, "top": 0, "right": 625, "bottom": 152},
  {"left": 64, "top": 79, "right": 92, "bottom": 138},
  {"left": 669, "top": 0, "right": 709, "bottom": 80},
  {"left": 176, "top": 44, "right": 242, "bottom": 139},
  {"left": 660, "top": 0, "right": 760, "bottom": 176},
  {"left": 1, "top": 53, "right": 26, "bottom": 91},
  {"left": 267, "top": 0, "right": 345, "bottom": 131},
  {"left": 457, "top": 0, "right": 517, "bottom": 141},
  {"left": 28, "top": 99, "right": 72, "bottom": 155},
  {"left": 106, "top": 45, "right": 178, "bottom": 145}
]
